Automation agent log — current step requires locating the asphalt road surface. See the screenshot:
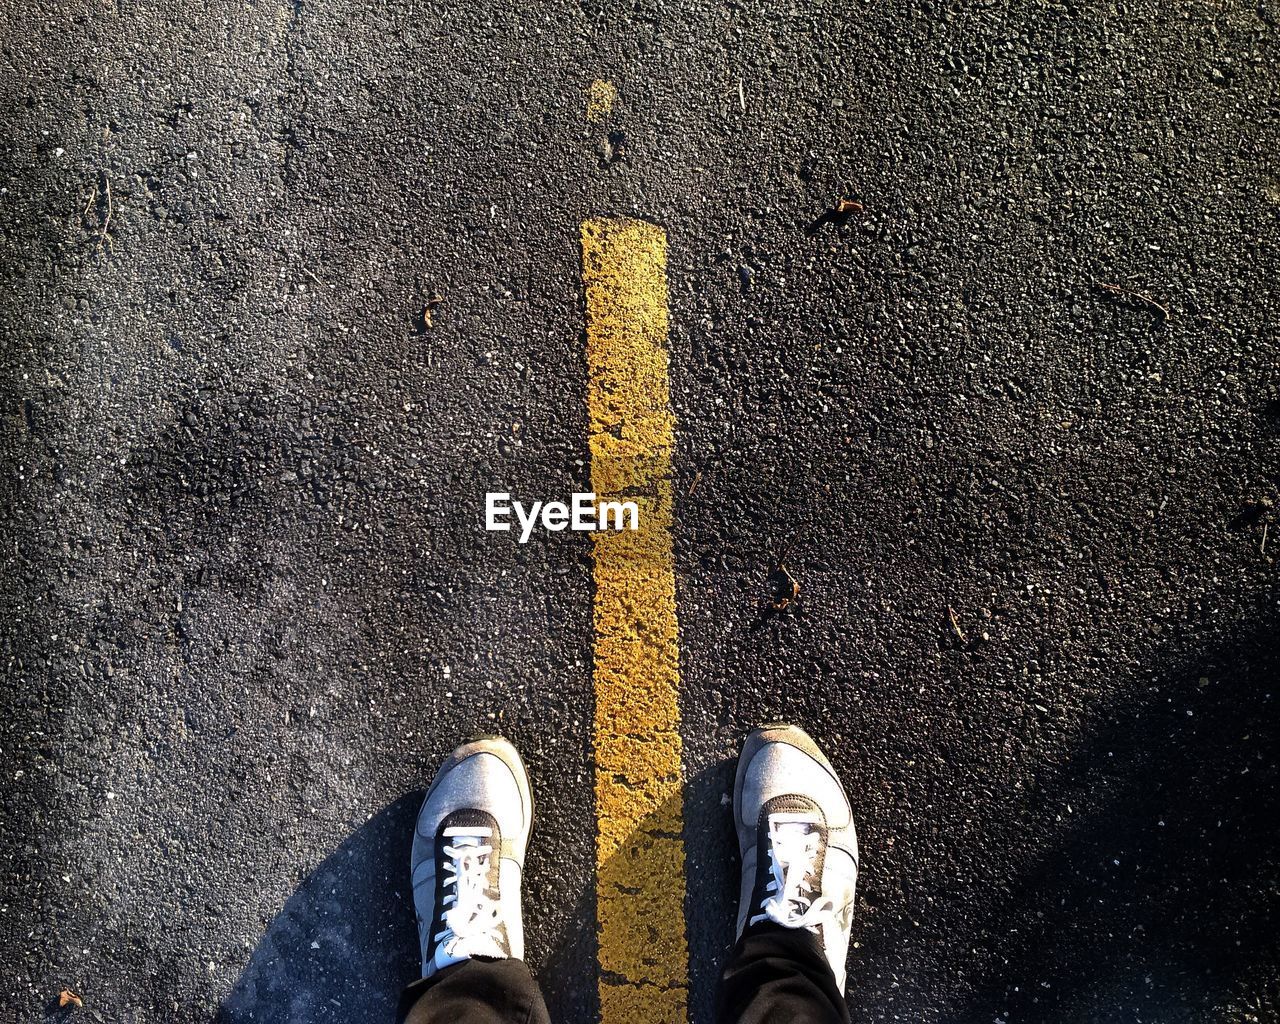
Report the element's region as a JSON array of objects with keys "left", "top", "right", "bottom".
[{"left": 2, "top": 1, "right": 1278, "bottom": 1022}]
